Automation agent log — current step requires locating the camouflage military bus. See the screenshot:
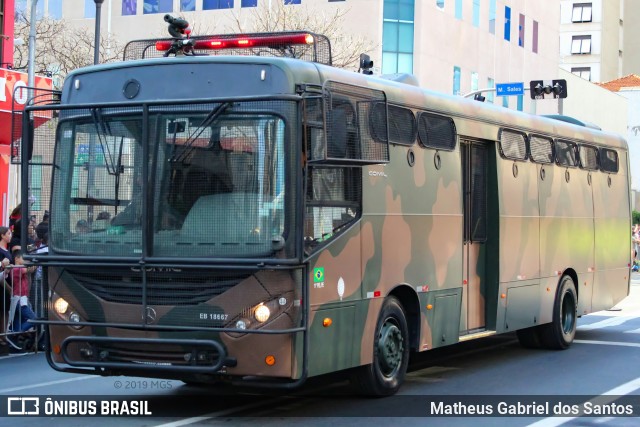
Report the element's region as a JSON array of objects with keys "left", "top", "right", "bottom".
[{"left": 19, "top": 29, "right": 631, "bottom": 396}]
